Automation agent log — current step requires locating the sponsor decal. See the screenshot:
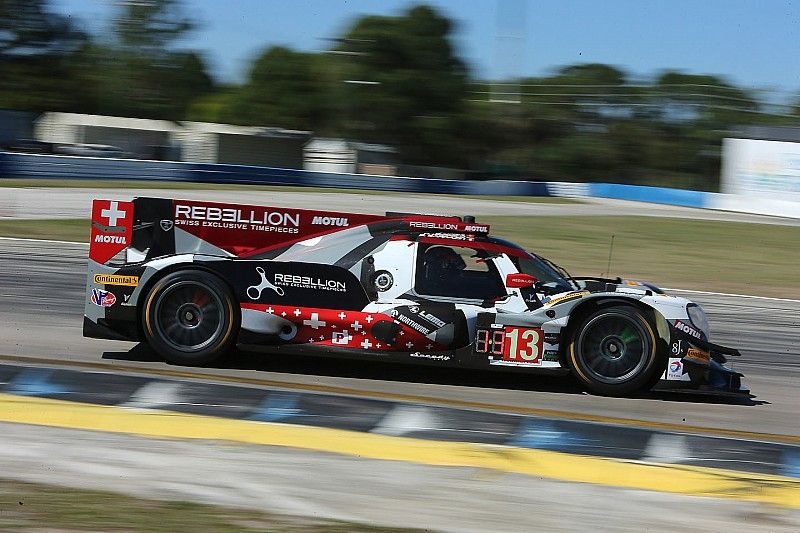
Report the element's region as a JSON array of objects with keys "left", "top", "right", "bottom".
[
  {"left": 274, "top": 273, "right": 347, "bottom": 292},
  {"left": 674, "top": 320, "right": 703, "bottom": 339},
  {"left": 174, "top": 204, "right": 301, "bottom": 234},
  {"left": 408, "top": 221, "right": 489, "bottom": 233},
  {"left": 665, "top": 357, "right": 692, "bottom": 381},
  {"left": 331, "top": 330, "right": 353, "bottom": 345},
  {"left": 685, "top": 347, "right": 710, "bottom": 364},
  {"left": 419, "top": 232, "right": 475, "bottom": 241},
  {"left": 463, "top": 225, "right": 488, "bottom": 233},
  {"left": 543, "top": 350, "right": 560, "bottom": 362},
  {"left": 311, "top": 216, "right": 349, "bottom": 227},
  {"left": 667, "top": 358, "right": 683, "bottom": 379},
  {"left": 89, "top": 199, "right": 134, "bottom": 264},
  {"left": 93, "top": 274, "right": 139, "bottom": 287},
  {"left": 90, "top": 288, "right": 116, "bottom": 307},
  {"left": 417, "top": 310, "right": 446, "bottom": 328},
  {"left": 410, "top": 352, "right": 451, "bottom": 361},
  {"left": 392, "top": 312, "right": 433, "bottom": 335},
  {"left": 159, "top": 219, "right": 174, "bottom": 231},
  {"left": 542, "top": 291, "right": 590, "bottom": 307},
  {"left": 247, "top": 266, "right": 285, "bottom": 299}
]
